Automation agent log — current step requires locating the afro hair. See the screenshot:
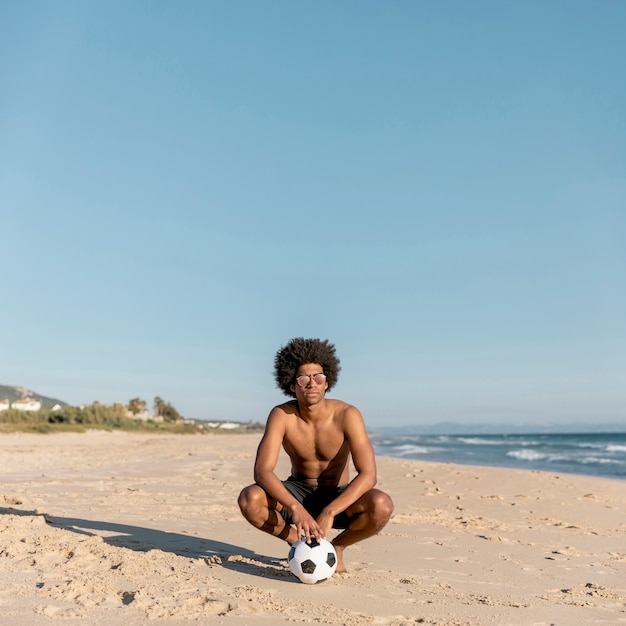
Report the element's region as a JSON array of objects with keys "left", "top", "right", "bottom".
[{"left": 274, "top": 337, "right": 341, "bottom": 398}]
